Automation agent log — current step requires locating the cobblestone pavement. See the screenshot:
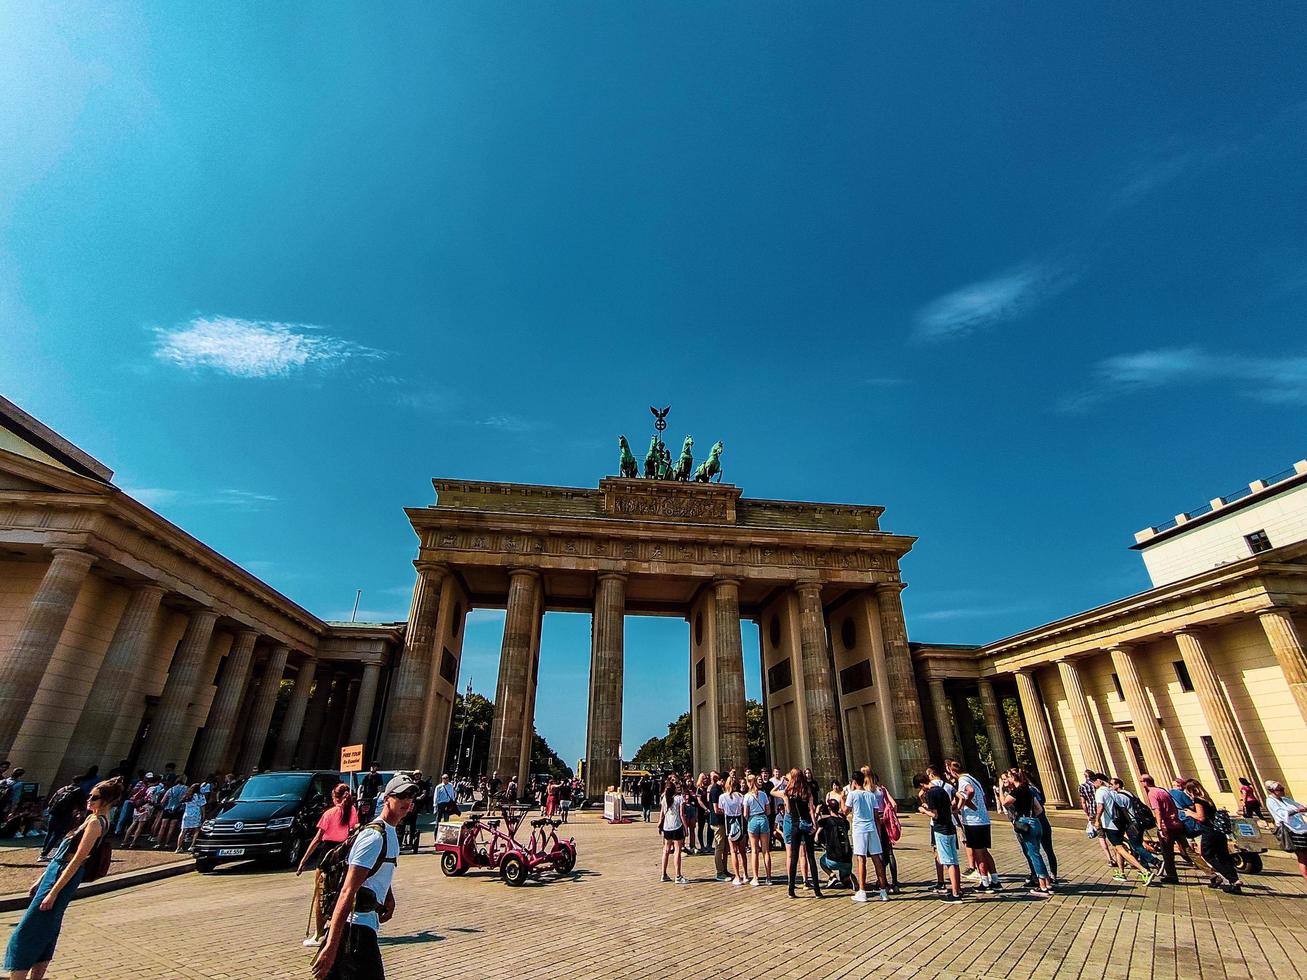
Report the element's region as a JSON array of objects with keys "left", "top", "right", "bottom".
[
  {"left": 4, "top": 810, "right": 1304, "bottom": 979},
  {"left": 0, "top": 834, "right": 186, "bottom": 896}
]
